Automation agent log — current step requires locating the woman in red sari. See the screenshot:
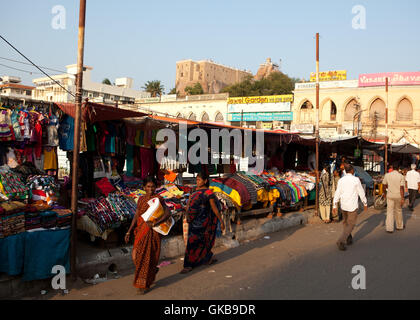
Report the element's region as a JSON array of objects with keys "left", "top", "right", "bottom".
[
  {"left": 125, "top": 177, "right": 171, "bottom": 294},
  {"left": 180, "top": 172, "right": 225, "bottom": 274}
]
